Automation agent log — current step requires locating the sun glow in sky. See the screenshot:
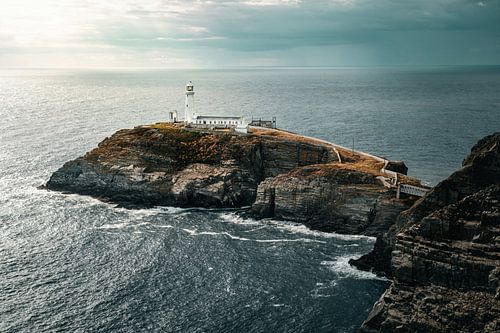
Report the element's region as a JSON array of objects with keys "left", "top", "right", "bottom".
[{"left": 1, "top": 0, "right": 499, "bottom": 68}]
